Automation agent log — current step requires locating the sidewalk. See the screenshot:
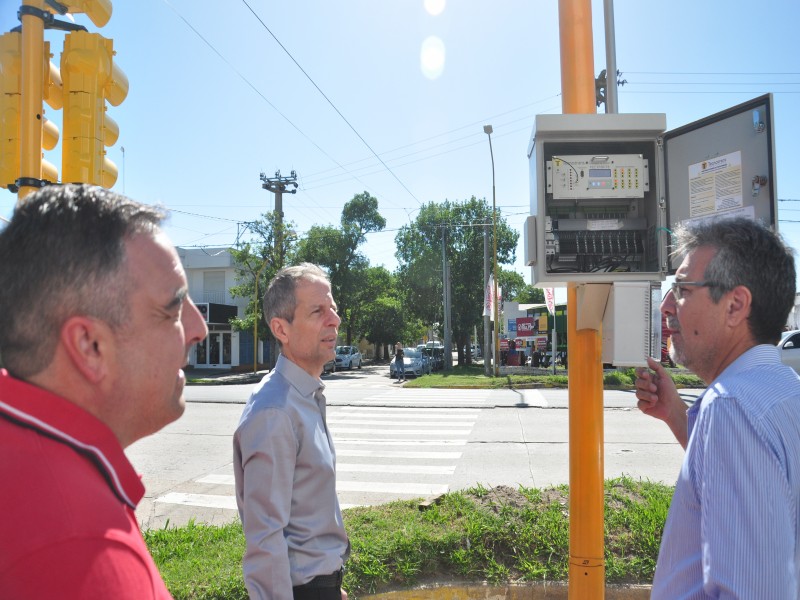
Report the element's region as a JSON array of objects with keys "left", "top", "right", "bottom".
[{"left": 185, "top": 368, "right": 267, "bottom": 385}]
